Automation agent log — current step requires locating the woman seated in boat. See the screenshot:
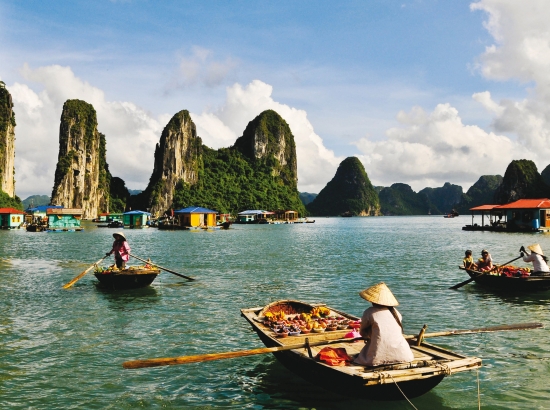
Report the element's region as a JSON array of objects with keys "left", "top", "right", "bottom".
[
  {"left": 477, "top": 249, "right": 493, "bottom": 271},
  {"left": 106, "top": 232, "right": 131, "bottom": 270},
  {"left": 521, "top": 244, "right": 550, "bottom": 276},
  {"left": 353, "top": 282, "right": 414, "bottom": 367},
  {"left": 463, "top": 250, "right": 477, "bottom": 270}
]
